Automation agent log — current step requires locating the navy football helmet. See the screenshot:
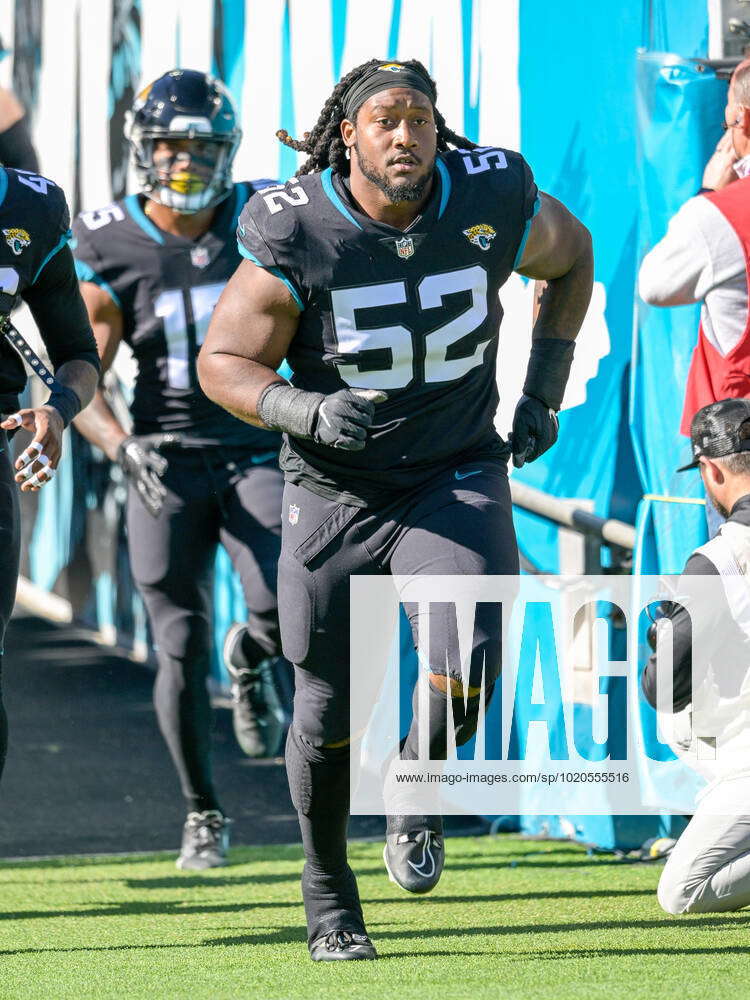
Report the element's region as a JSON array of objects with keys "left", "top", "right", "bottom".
[{"left": 125, "top": 69, "right": 241, "bottom": 214}]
